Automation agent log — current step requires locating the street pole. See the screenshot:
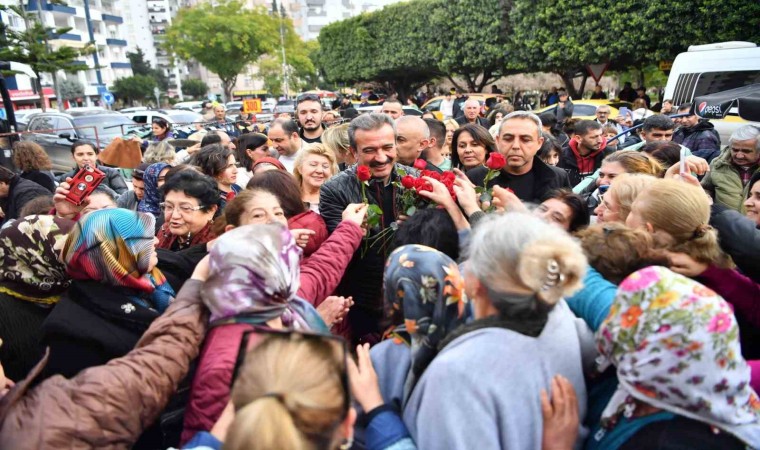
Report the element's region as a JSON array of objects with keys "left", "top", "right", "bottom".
[
  {"left": 275, "top": 0, "right": 288, "bottom": 98},
  {"left": 27, "top": 0, "right": 61, "bottom": 110}
]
